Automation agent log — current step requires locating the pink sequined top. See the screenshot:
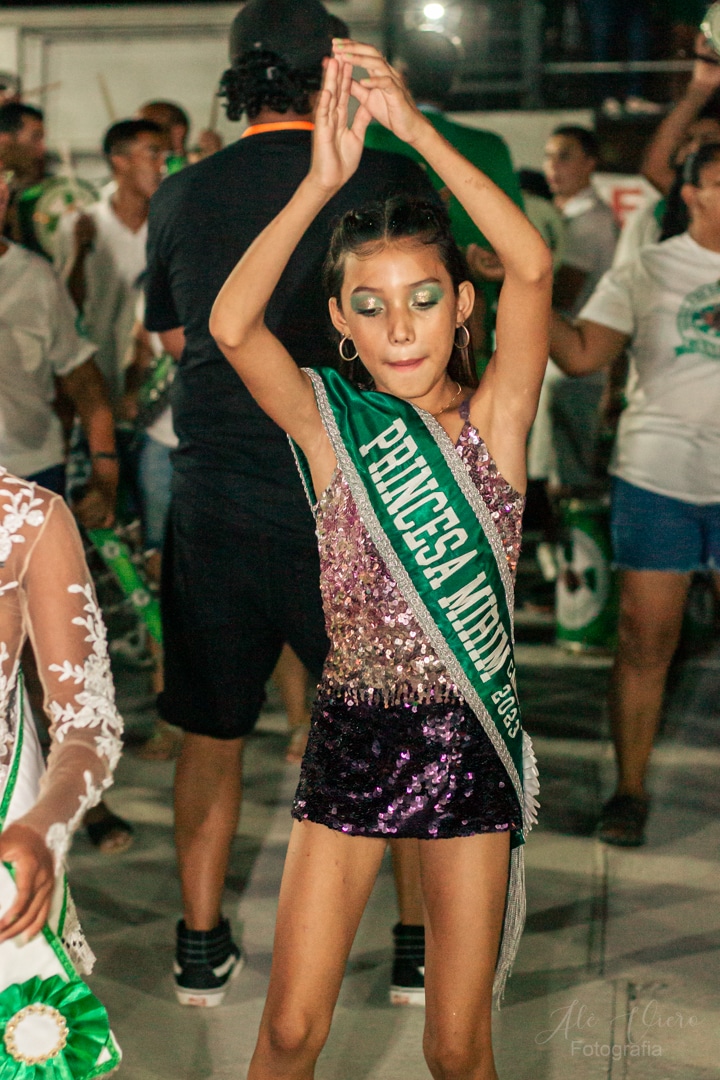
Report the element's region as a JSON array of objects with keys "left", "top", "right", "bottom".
[{"left": 316, "top": 410, "right": 525, "bottom": 704}]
